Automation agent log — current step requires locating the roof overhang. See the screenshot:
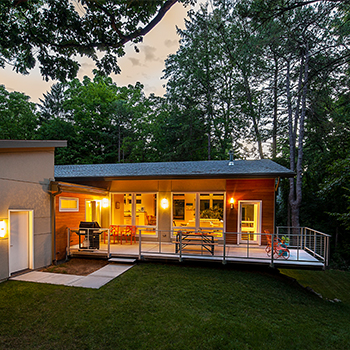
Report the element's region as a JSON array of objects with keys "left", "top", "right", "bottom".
[
  {"left": 50, "top": 181, "right": 108, "bottom": 195},
  {"left": 0, "top": 140, "right": 67, "bottom": 149}
]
